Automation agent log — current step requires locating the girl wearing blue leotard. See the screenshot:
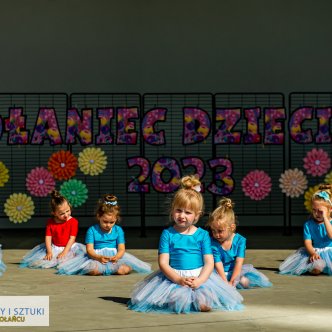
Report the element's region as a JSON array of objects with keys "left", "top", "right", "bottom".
[
  {"left": 128, "top": 175, "right": 243, "bottom": 313},
  {"left": 208, "top": 197, "right": 272, "bottom": 289},
  {"left": 57, "top": 194, "right": 151, "bottom": 276},
  {"left": 279, "top": 184, "right": 332, "bottom": 276}
]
